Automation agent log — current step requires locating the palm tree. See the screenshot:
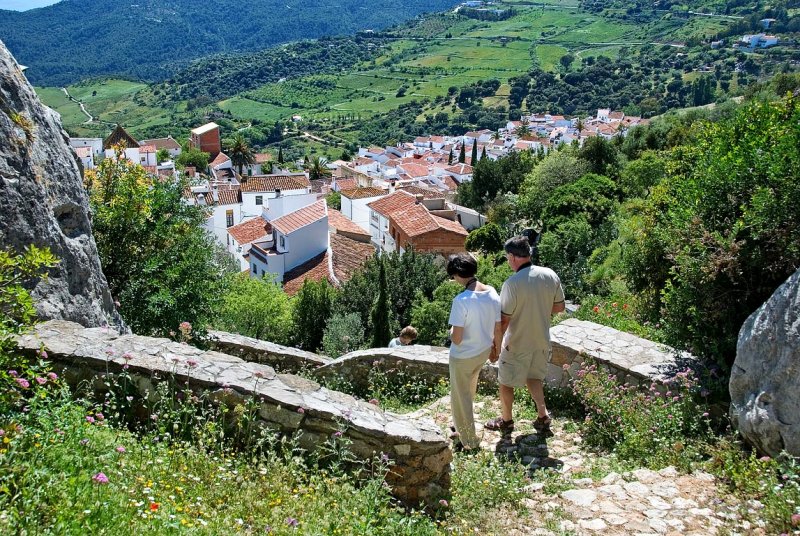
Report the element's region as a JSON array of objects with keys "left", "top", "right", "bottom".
[
  {"left": 227, "top": 133, "right": 255, "bottom": 176},
  {"left": 308, "top": 155, "right": 332, "bottom": 181},
  {"left": 516, "top": 120, "right": 532, "bottom": 139}
]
